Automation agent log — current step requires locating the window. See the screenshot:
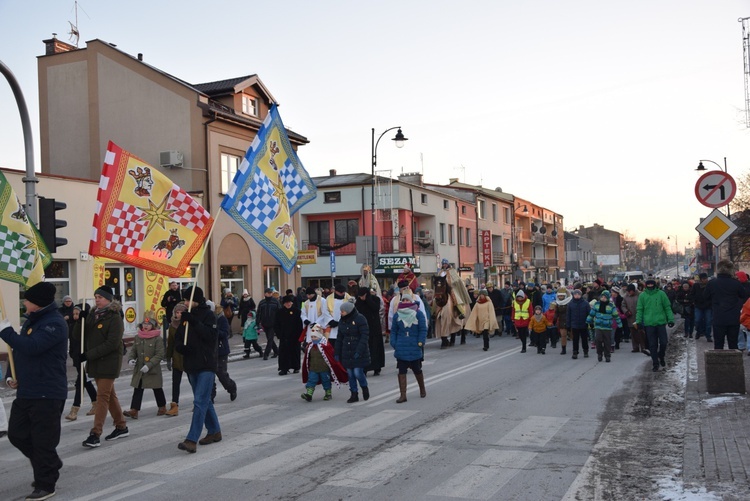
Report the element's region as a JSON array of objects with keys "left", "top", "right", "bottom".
[
  {"left": 220, "top": 153, "right": 240, "bottom": 194},
  {"left": 421, "top": 194, "right": 428, "bottom": 204},
  {"left": 458, "top": 226, "right": 463, "bottom": 245},
  {"left": 492, "top": 203, "right": 498, "bottom": 222},
  {"left": 478, "top": 200, "right": 485, "bottom": 219},
  {"left": 504, "top": 238, "right": 511, "bottom": 254},
  {"left": 264, "top": 266, "right": 281, "bottom": 292},
  {"left": 309, "top": 221, "right": 330, "bottom": 244},
  {"left": 220, "top": 265, "right": 245, "bottom": 299},
  {"left": 449, "top": 224, "right": 455, "bottom": 245},
  {"left": 324, "top": 191, "right": 341, "bottom": 203},
  {"left": 466, "top": 228, "right": 471, "bottom": 247},
  {"left": 439, "top": 223, "right": 446, "bottom": 244},
  {"left": 334, "top": 219, "right": 358, "bottom": 243},
  {"left": 504, "top": 207, "right": 511, "bottom": 224},
  {"left": 41, "top": 260, "right": 70, "bottom": 304},
  {"left": 242, "top": 95, "right": 259, "bottom": 117},
  {"left": 461, "top": 205, "right": 467, "bottom": 215},
  {"left": 443, "top": 200, "right": 449, "bottom": 210}
]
